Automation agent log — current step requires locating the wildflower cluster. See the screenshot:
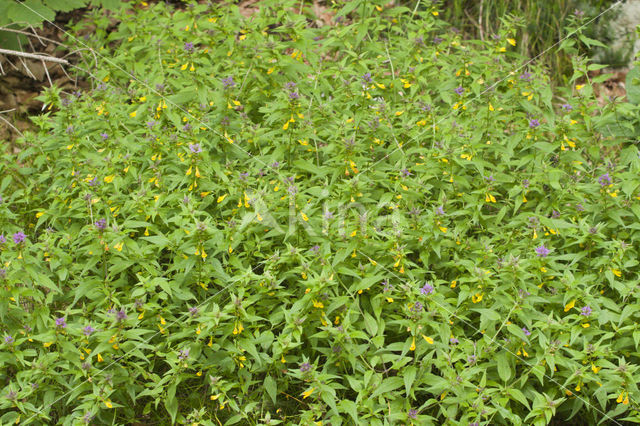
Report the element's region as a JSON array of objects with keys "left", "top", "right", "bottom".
[{"left": 1, "top": 0, "right": 639, "bottom": 425}]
